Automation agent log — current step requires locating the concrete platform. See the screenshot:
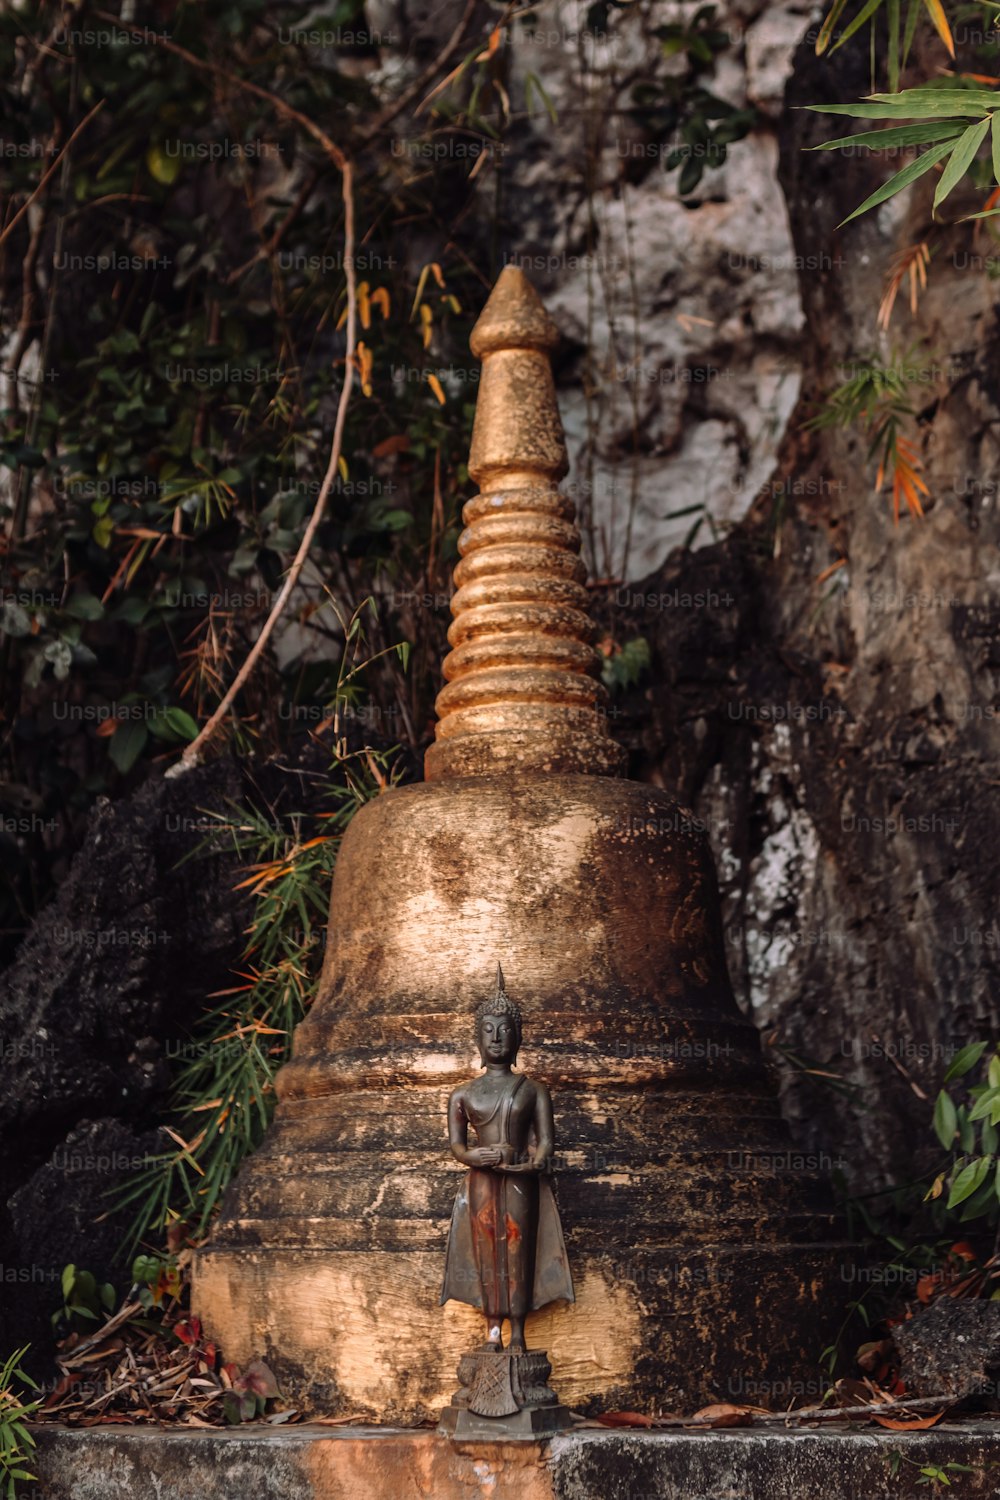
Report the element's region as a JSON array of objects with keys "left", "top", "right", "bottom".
[{"left": 30, "top": 1420, "right": 1000, "bottom": 1499}]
